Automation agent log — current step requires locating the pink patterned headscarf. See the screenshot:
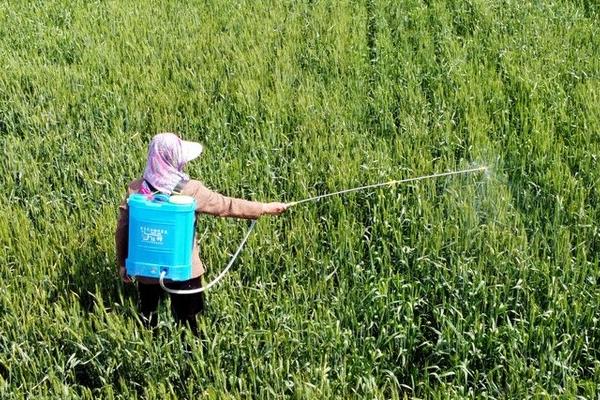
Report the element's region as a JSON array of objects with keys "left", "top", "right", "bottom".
[{"left": 141, "top": 133, "right": 203, "bottom": 194}]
